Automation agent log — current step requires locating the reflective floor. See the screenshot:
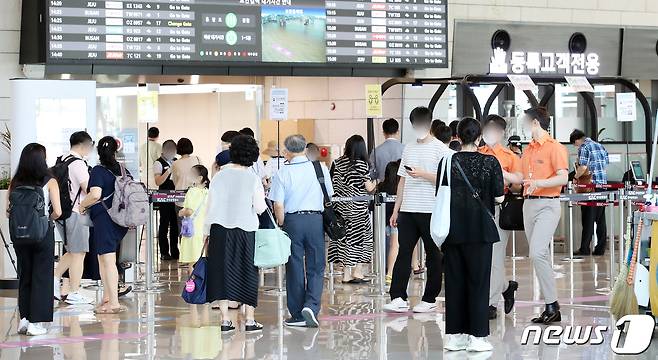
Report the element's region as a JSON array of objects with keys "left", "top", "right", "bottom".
[{"left": 0, "top": 255, "right": 655, "bottom": 359}]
